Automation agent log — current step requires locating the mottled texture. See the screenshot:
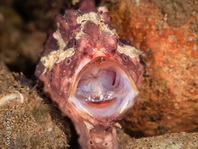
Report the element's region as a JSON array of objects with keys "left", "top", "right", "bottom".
[
  {"left": 109, "top": 0, "right": 198, "bottom": 137},
  {"left": 0, "top": 0, "right": 198, "bottom": 148},
  {"left": 118, "top": 131, "right": 198, "bottom": 149},
  {"left": 151, "top": 0, "right": 198, "bottom": 27},
  {"left": 0, "top": 61, "right": 198, "bottom": 149},
  {"left": 35, "top": 0, "right": 143, "bottom": 148},
  {"left": 0, "top": 61, "right": 70, "bottom": 149}
]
